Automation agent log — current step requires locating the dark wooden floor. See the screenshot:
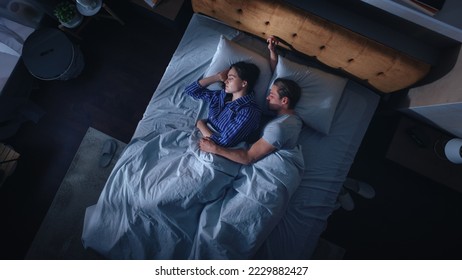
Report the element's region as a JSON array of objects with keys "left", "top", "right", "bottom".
[
  {"left": 0, "top": 1, "right": 188, "bottom": 259},
  {"left": 1, "top": 1, "right": 461, "bottom": 260},
  {"left": 324, "top": 111, "right": 462, "bottom": 259}
]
